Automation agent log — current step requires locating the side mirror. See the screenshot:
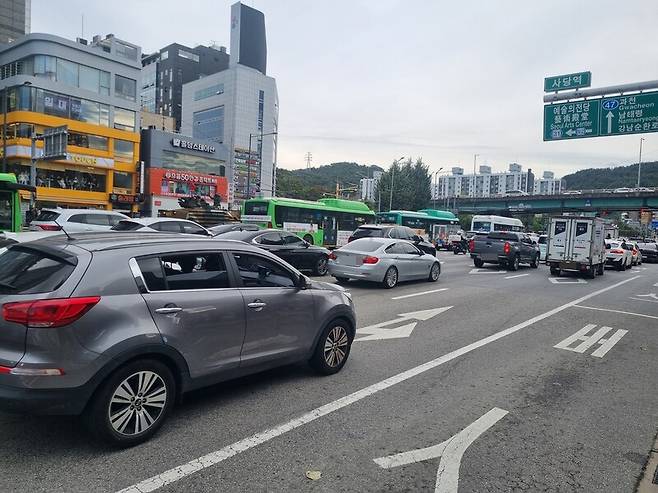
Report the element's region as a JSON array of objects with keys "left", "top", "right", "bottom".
[{"left": 296, "top": 275, "right": 309, "bottom": 290}]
